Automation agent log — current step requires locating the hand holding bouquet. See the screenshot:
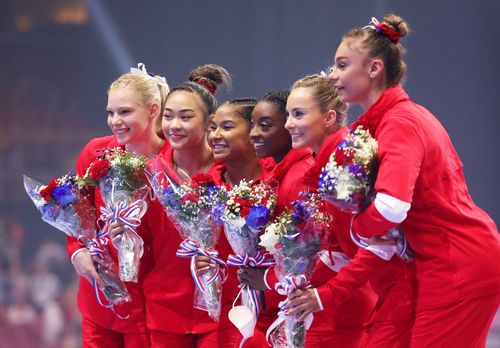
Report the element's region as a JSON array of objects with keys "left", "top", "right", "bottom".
[
  {"left": 83, "top": 148, "right": 149, "bottom": 282},
  {"left": 212, "top": 179, "right": 276, "bottom": 338},
  {"left": 318, "top": 126, "right": 412, "bottom": 261},
  {"left": 24, "top": 173, "right": 130, "bottom": 305},
  {"left": 145, "top": 159, "right": 227, "bottom": 321},
  {"left": 260, "top": 193, "right": 330, "bottom": 348}
]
